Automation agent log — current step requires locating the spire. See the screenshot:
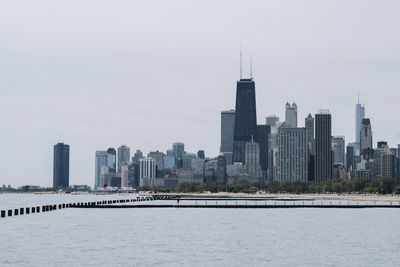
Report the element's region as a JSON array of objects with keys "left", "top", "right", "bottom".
[
  {"left": 240, "top": 47, "right": 243, "bottom": 79},
  {"left": 250, "top": 54, "right": 253, "bottom": 78},
  {"left": 358, "top": 90, "right": 360, "bottom": 104}
]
